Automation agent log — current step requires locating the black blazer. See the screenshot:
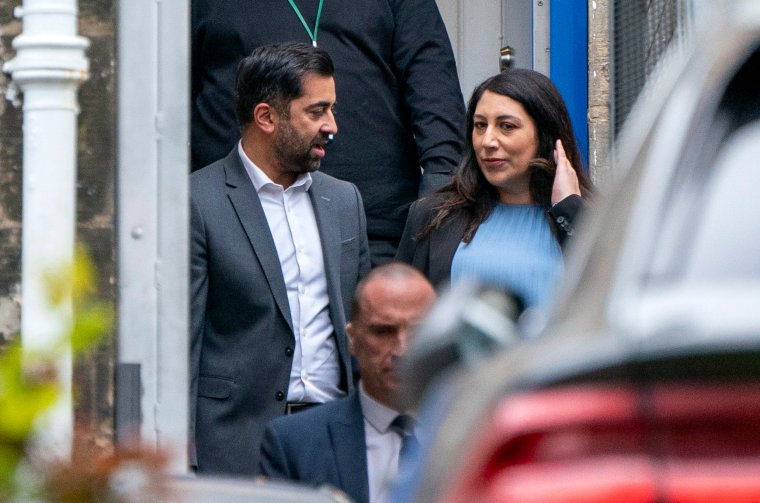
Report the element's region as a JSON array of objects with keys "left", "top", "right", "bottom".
[
  {"left": 395, "top": 194, "right": 585, "bottom": 289},
  {"left": 259, "top": 391, "right": 370, "bottom": 503},
  {"left": 190, "top": 149, "right": 371, "bottom": 474}
]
